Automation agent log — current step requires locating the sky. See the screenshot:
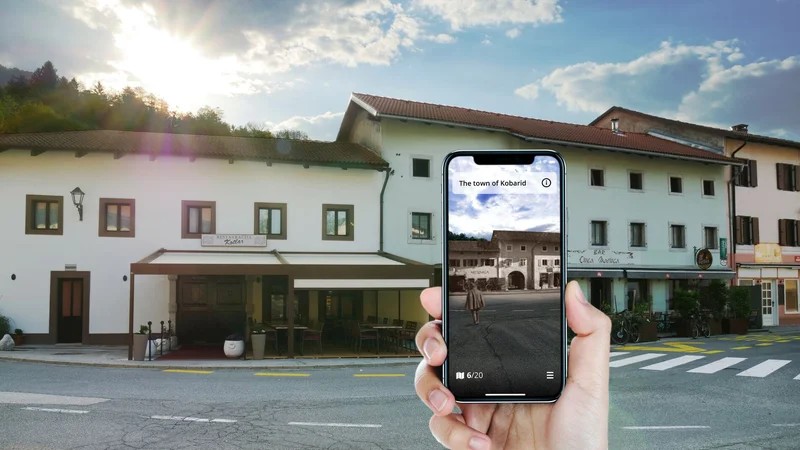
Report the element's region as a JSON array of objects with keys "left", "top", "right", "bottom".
[
  {"left": 1, "top": 0, "right": 798, "bottom": 141},
  {"left": 448, "top": 155, "right": 560, "bottom": 240}
]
